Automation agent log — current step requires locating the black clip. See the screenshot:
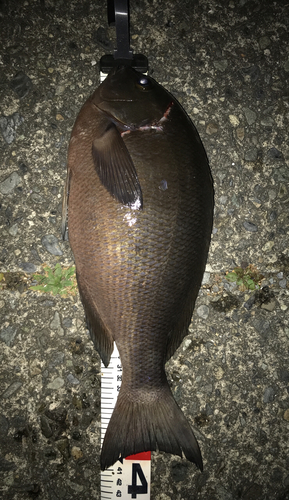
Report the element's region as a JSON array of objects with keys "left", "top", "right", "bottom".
[
  {"left": 109, "top": 0, "right": 133, "bottom": 61},
  {"left": 100, "top": 0, "right": 148, "bottom": 77}
]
